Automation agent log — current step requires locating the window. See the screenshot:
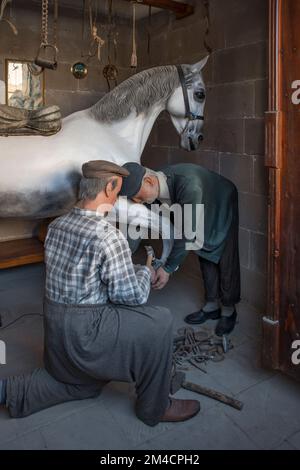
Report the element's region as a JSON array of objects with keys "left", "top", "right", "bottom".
[{"left": 5, "top": 59, "right": 44, "bottom": 109}]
